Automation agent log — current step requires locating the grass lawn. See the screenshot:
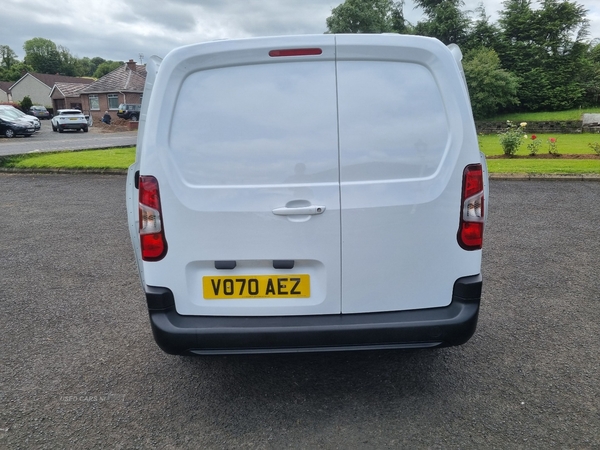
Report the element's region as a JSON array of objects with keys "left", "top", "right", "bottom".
[
  {"left": 478, "top": 133, "right": 600, "bottom": 156},
  {"left": 478, "top": 132, "right": 600, "bottom": 173},
  {"left": 488, "top": 107, "right": 600, "bottom": 122},
  {"left": 0, "top": 141, "right": 598, "bottom": 175},
  {"left": 486, "top": 159, "right": 600, "bottom": 174},
  {"left": 0, "top": 147, "right": 136, "bottom": 170}
]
